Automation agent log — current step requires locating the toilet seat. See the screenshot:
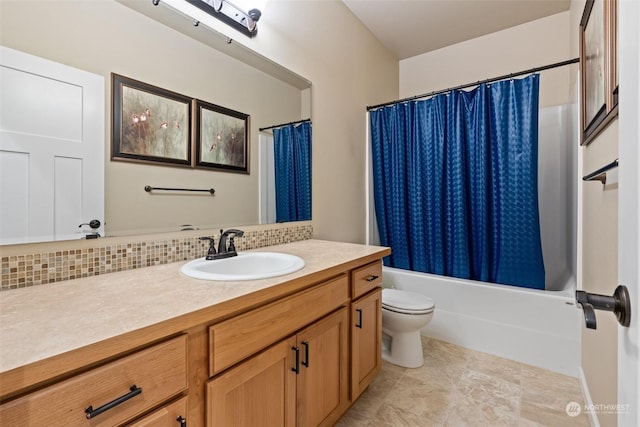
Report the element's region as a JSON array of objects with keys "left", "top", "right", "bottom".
[{"left": 382, "top": 288, "right": 435, "bottom": 315}]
